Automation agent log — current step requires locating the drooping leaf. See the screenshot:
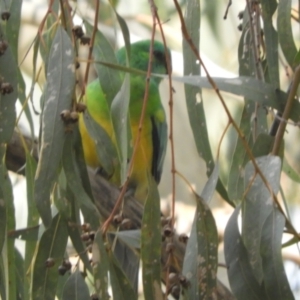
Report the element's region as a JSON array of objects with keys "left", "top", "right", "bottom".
[
  {"left": 34, "top": 26, "right": 75, "bottom": 226},
  {"left": 25, "top": 153, "right": 39, "bottom": 291},
  {"left": 31, "top": 214, "right": 68, "bottom": 300},
  {"left": 181, "top": 164, "right": 219, "bottom": 299},
  {"left": 84, "top": 22, "right": 122, "bottom": 107},
  {"left": 0, "top": 24, "right": 18, "bottom": 144},
  {"left": 62, "top": 132, "right": 100, "bottom": 230},
  {"left": 277, "top": 0, "right": 298, "bottom": 69},
  {"left": 242, "top": 156, "right": 281, "bottom": 283},
  {"left": 108, "top": 251, "right": 137, "bottom": 300},
  {"left": 108, "top": 234, "right": 139, "bottom": 293},
  {"left": 83, "top": 110, "right": 119, "bottom": 179},
  {"left": 92, "top": 230, "right": 110, "bottom": 300},
  {"left": 6, "top": 0, "right": 35, "bottom": 137},
  {"left": 61, "top": 269, "right": 90, "bottom": 300},
  {"left": 141, "top": 177, "right": 163, "bottom": 300},
  {"left": 0, "top": 158, "right": 16, "bottom": 300},
  {"left": 260, "top": 208, "right": 294, "bottom": 300},
  {"left": 110, "top": 74, "right": 130, "bottom": 183},
  {"left": 224, "top": 206, "right": 267, "bottom": 300},
  {"left": 14, "top": 247, "right": 25, "bottom": 300},
  {"left": 261, "top": 0, "right": 279, "bottom": 87}
]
